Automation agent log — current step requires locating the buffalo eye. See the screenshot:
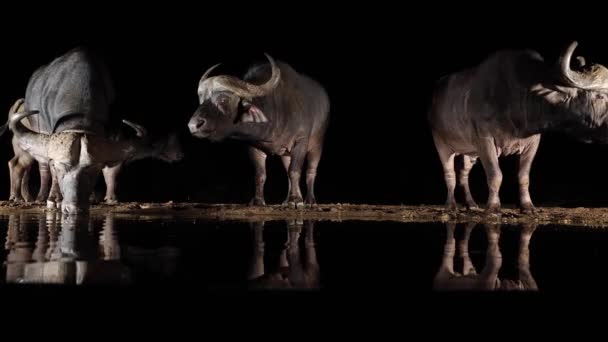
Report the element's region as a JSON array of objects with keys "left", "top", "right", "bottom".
[{"left": 216, "top": 95, "right": 231, "bottom": 112}]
